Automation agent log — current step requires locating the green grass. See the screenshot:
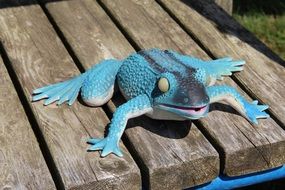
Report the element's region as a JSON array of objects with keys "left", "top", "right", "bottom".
[{"left": 233, "top": 0, "right": 285, "bottom": 60}]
